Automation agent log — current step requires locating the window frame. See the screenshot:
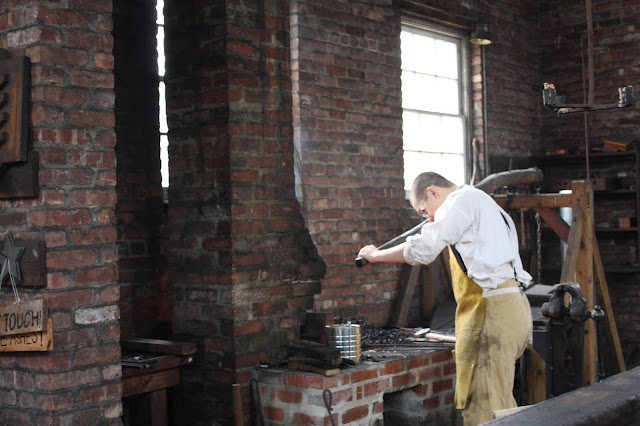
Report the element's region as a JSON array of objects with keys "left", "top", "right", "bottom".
[{"left": 400, "top": 19, "right": 472, "bottom": 194}]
